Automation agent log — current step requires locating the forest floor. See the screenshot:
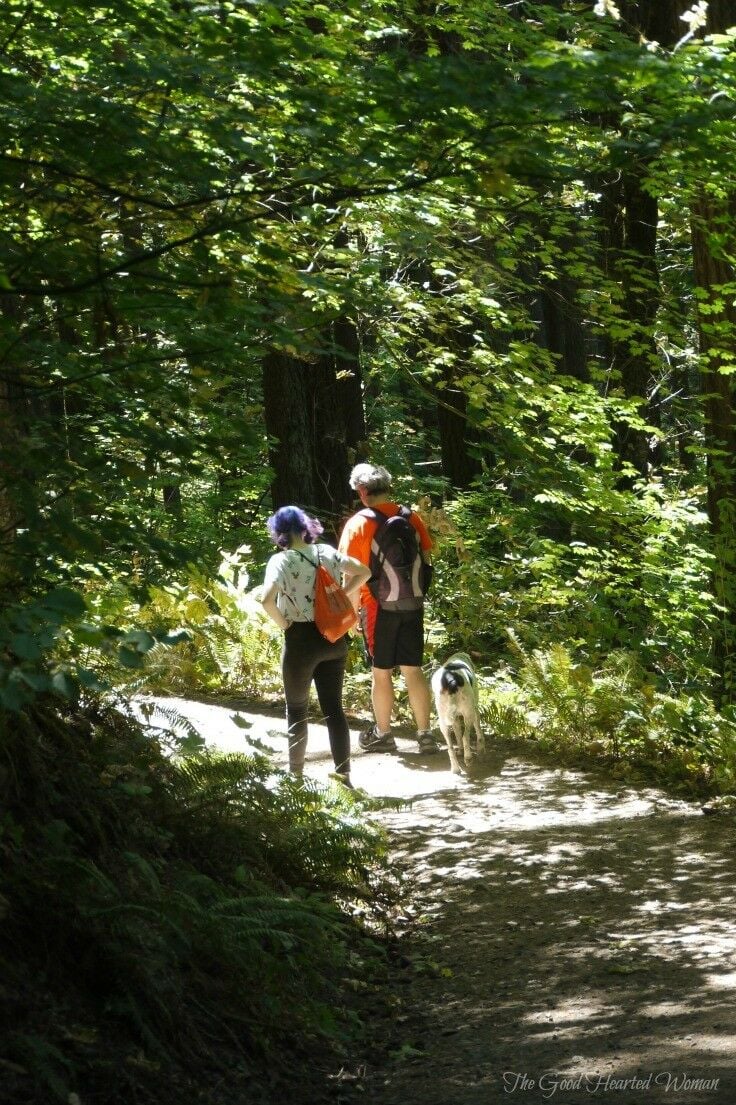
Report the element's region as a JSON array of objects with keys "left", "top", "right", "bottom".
[{"left": 141, "top": 696, "right": 736, "bottom": 1105}]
